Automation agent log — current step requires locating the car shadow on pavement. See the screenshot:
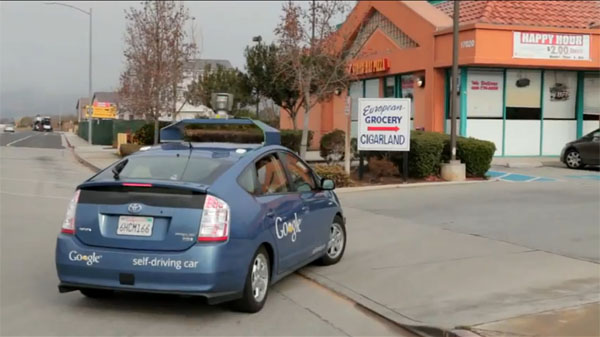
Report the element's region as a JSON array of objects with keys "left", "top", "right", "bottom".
[{"left": 69, "top": 291, "right": 231, "bottom": 317}]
